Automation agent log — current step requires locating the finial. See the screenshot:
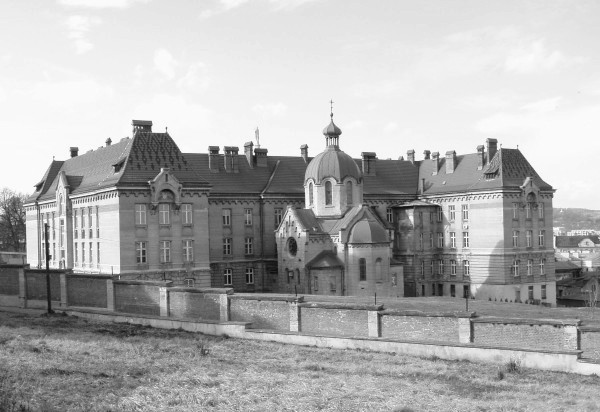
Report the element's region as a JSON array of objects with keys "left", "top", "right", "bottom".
[
  {"left": 330, "top": 99, "right": 334, "bottom": 118},
  {"left": 255, "top": 126, "right": 260, "bottom": 148},
  {"left": 165, "top": 126, "right": 168, "bottom": 133}
]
